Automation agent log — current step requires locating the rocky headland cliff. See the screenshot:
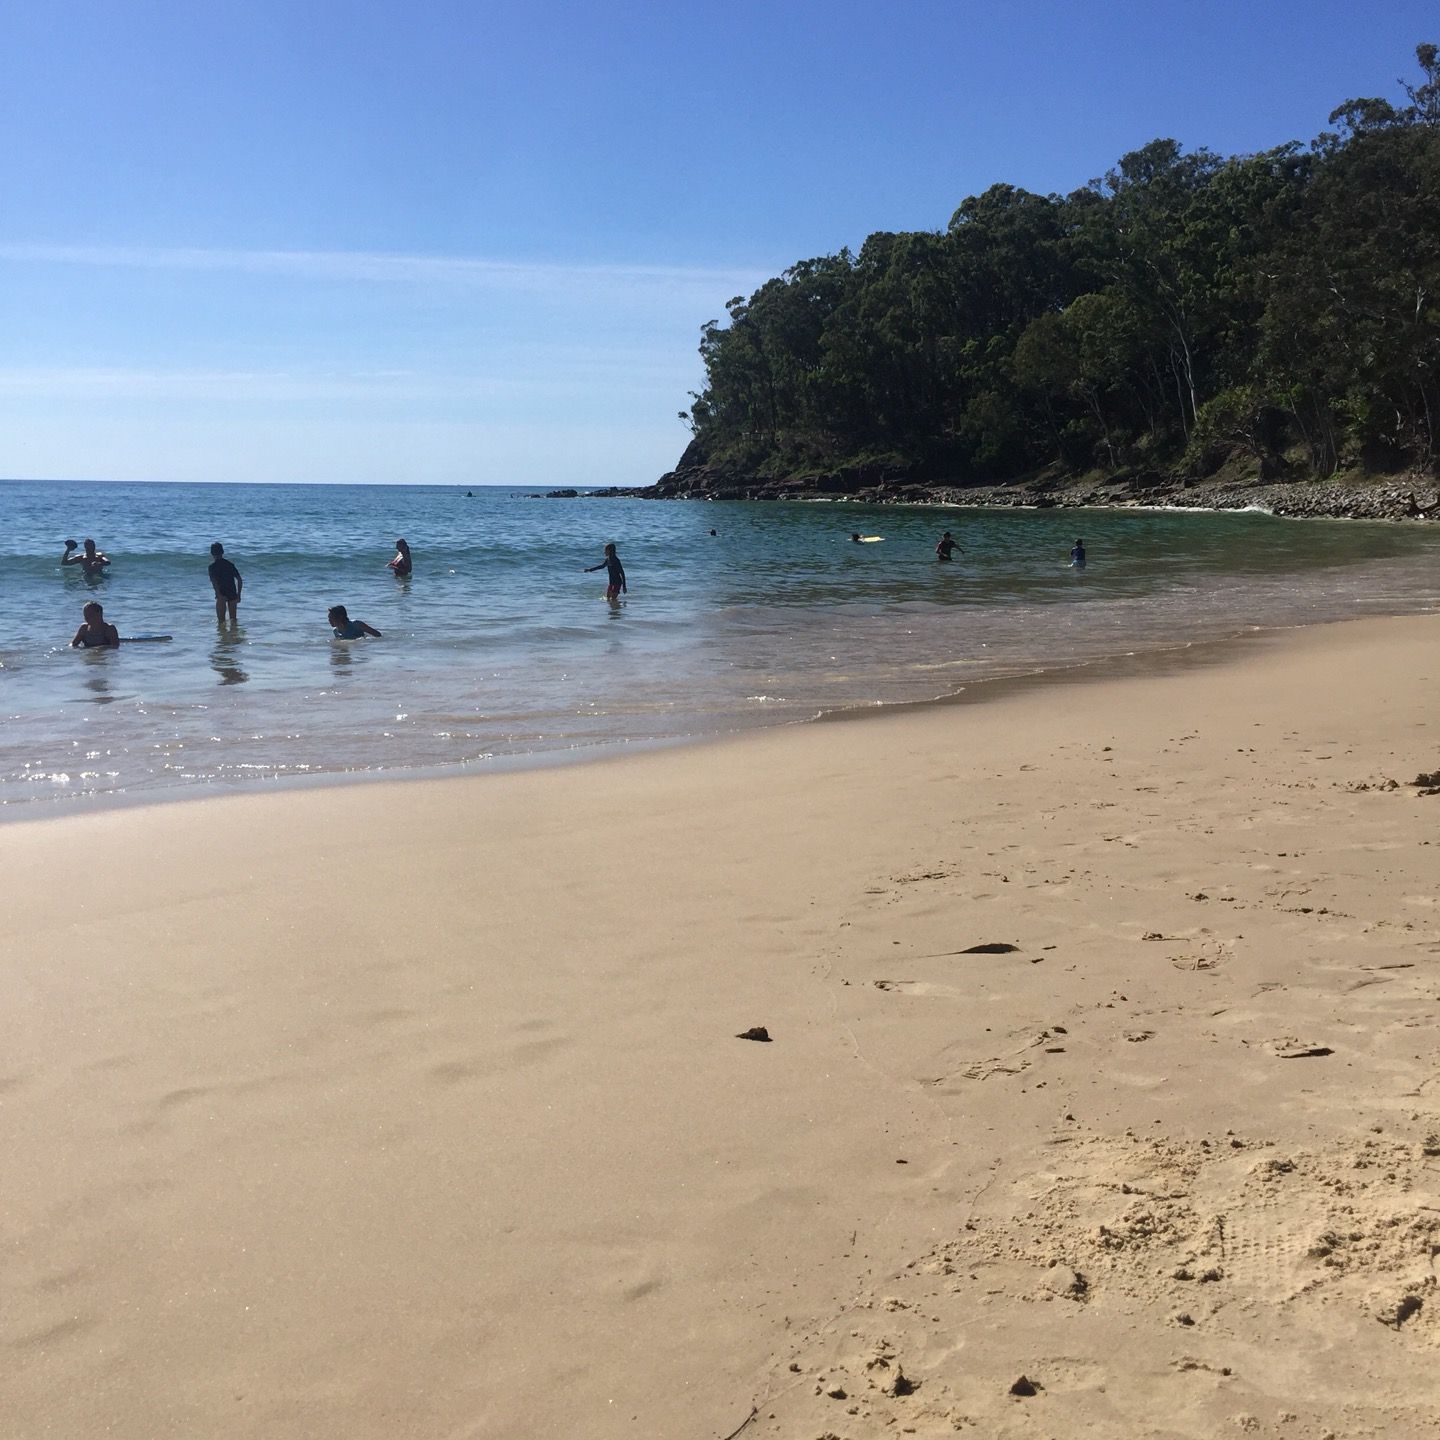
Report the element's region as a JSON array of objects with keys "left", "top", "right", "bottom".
[{"left": 570, "top": 449, "right": 1440, "bottom": 523}]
